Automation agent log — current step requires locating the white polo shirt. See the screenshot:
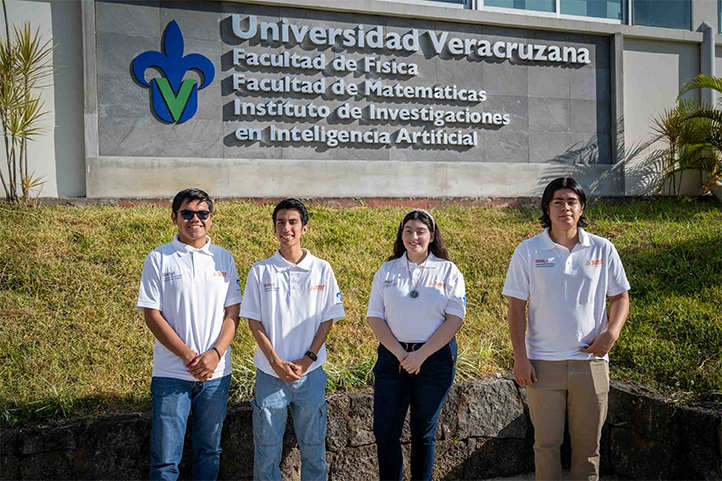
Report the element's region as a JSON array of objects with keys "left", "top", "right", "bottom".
[
  {"left": 502, "top": 227, "right": 630, "bottom": 361},
  {"left": 137, "top": 235, "right": 242, "bottom": 381},
  {"left": 366, "top": 253, "right": 466, "bottom": 343},
  {"left": 240, "top": 249, "right": 345, "bottom": 378}
]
